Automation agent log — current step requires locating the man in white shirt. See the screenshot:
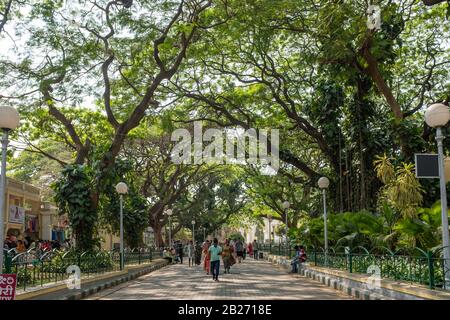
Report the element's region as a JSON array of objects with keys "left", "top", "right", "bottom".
[{"left": 208, "top": 238, "right": 223, "bottom": 281}]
